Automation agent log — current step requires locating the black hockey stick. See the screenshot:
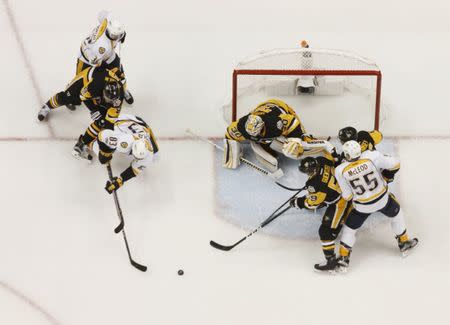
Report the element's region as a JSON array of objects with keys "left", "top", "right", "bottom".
[
  {"left": 275, "top": 182, "right": 305, "bottom": 191},
  {"left": 106, "top": 164, "right": 147, "bottom": 272},
  {"left": 210, "top": 187, "right": 306, "bottom": 251},
  {"left": 106, "top": 164, "right": 125, "bottom": 234}
]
